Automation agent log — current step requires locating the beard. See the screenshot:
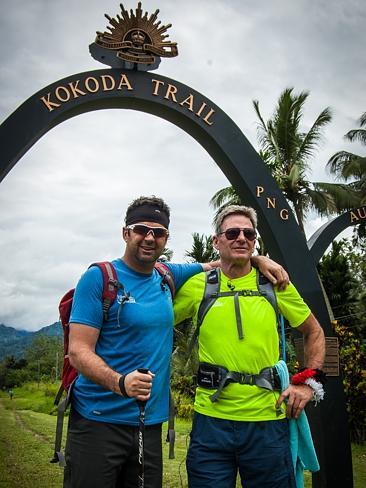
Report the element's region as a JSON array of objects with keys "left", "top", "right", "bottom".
[{"left": 135, "top": 246, "right": 161, "bottom": 264}]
